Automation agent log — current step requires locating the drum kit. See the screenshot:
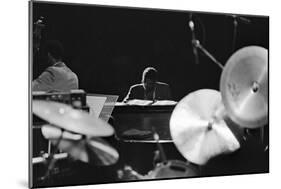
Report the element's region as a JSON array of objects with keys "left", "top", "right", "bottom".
[
  {"left": 32, "top": 46, "right": 268, "bottom": 183},
  {"left": 170, "top": 46, "right": 268, "bottom": 167}
]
